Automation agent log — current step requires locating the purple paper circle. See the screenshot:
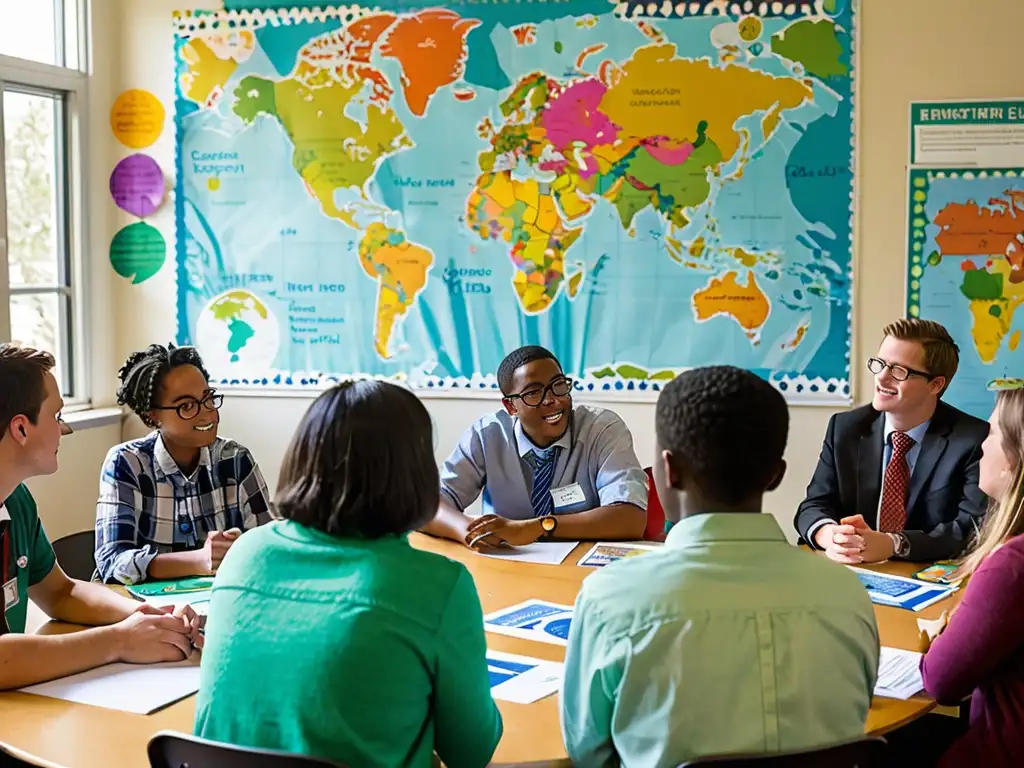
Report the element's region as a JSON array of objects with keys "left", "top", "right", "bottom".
[{"left": 110, "top": 154, "right": 165, "bottom": 217}]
